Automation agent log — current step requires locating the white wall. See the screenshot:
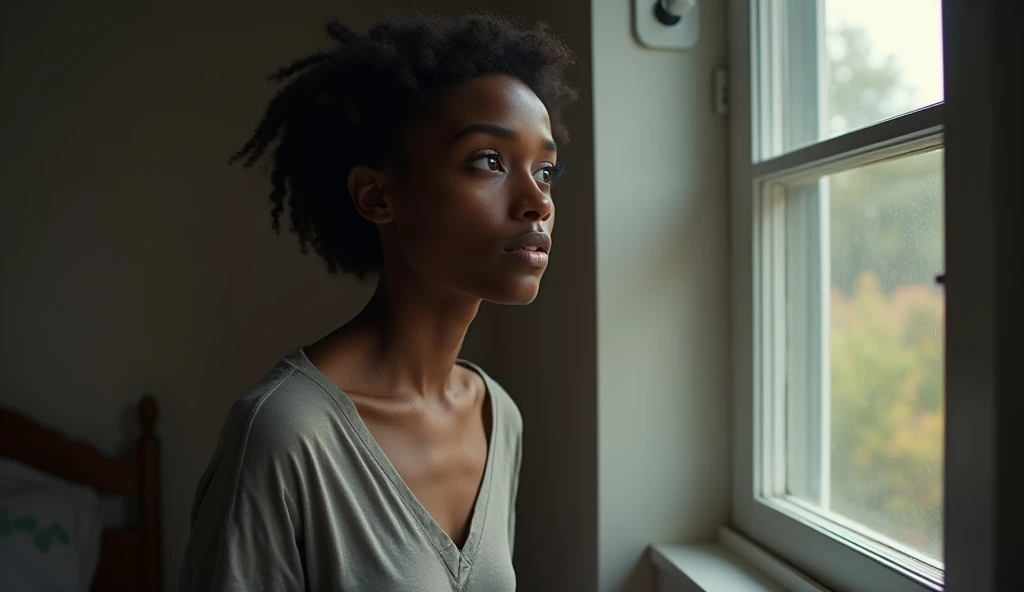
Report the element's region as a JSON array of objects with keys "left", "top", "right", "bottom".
[{"left": 591, "top": 0, "right": 731, "bottom": 590}]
